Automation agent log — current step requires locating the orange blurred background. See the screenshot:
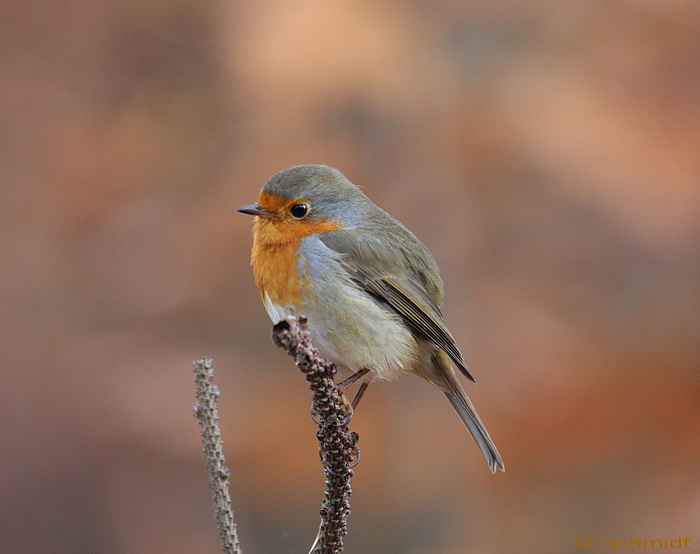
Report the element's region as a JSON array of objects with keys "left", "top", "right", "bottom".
[{"left": 2, "top": 1, "right": 699, "bottom": 552}]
